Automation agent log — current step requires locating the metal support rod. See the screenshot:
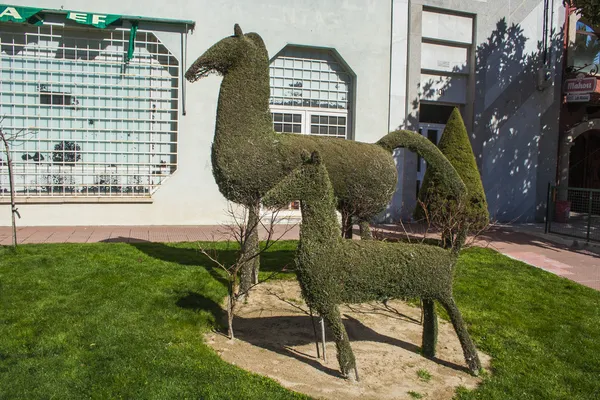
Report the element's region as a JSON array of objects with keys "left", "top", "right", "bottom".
[
  {"left": 320, "top": 316, "right": 327, "bottom": 363},
  {"left": 309, "top": 308, "right": 321, "bottom": 359},
  {"left": 545, "top": 182, "right": 552, "bottom": 234},
  {"left": 587, "top": 191, "right": 593, "bottom": 242}
]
